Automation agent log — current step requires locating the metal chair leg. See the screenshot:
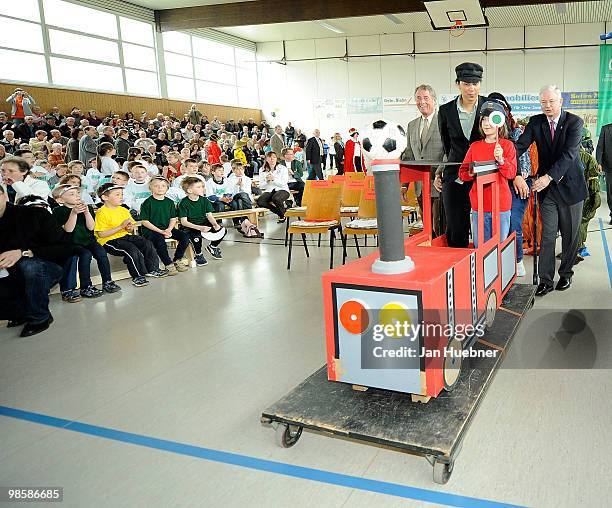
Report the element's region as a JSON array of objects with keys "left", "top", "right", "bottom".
[
  {"left": 287, "top": 233, "right": 293, "bottom": 270},
  {"left": 364, "top": 235, "right": 368, "bottom": 247},
  {"left": 318, "top": 233, "right": 321, "bottom": 247},
  {"left": 354, "top": 235, "right": 362, "bottom": 258},
  {"left": 330, "top": 229, "right": 335, "bottom": 269},
  {"left": 301, "top": 233, "right": 309, "bottom": 257},
  {"left": 284, "top": 217, "right": 290, "bottom": 247},
  {"left": 342, "top": 233, "right": 347, "bottom": 264}
]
